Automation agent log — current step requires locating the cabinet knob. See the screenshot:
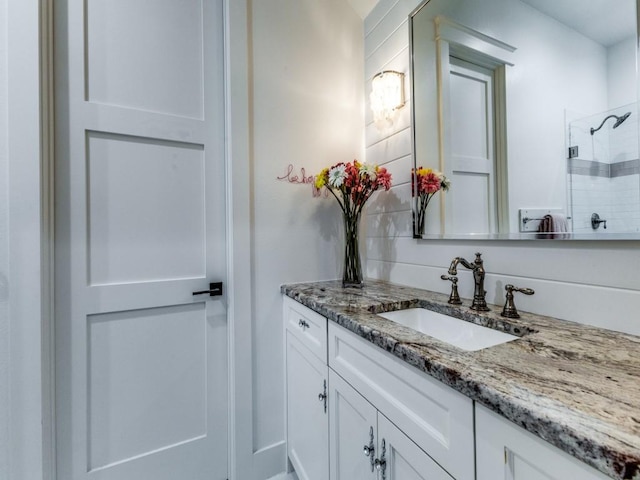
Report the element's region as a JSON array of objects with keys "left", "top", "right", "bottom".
[
  {"left": 374, "top": 458, "right": 386, "bottom": 471},
  {"left": 375, "top": 439, "right": 387, "bottom": 479},
  {"left": 298, "top": 319, "right": 310, "bottom": 329},
  {"left": 364, "top": 426, "right": 375, "bottom": 472},
  {"left": 318, "top": 380, "right": 327, "bottom": 413}
]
